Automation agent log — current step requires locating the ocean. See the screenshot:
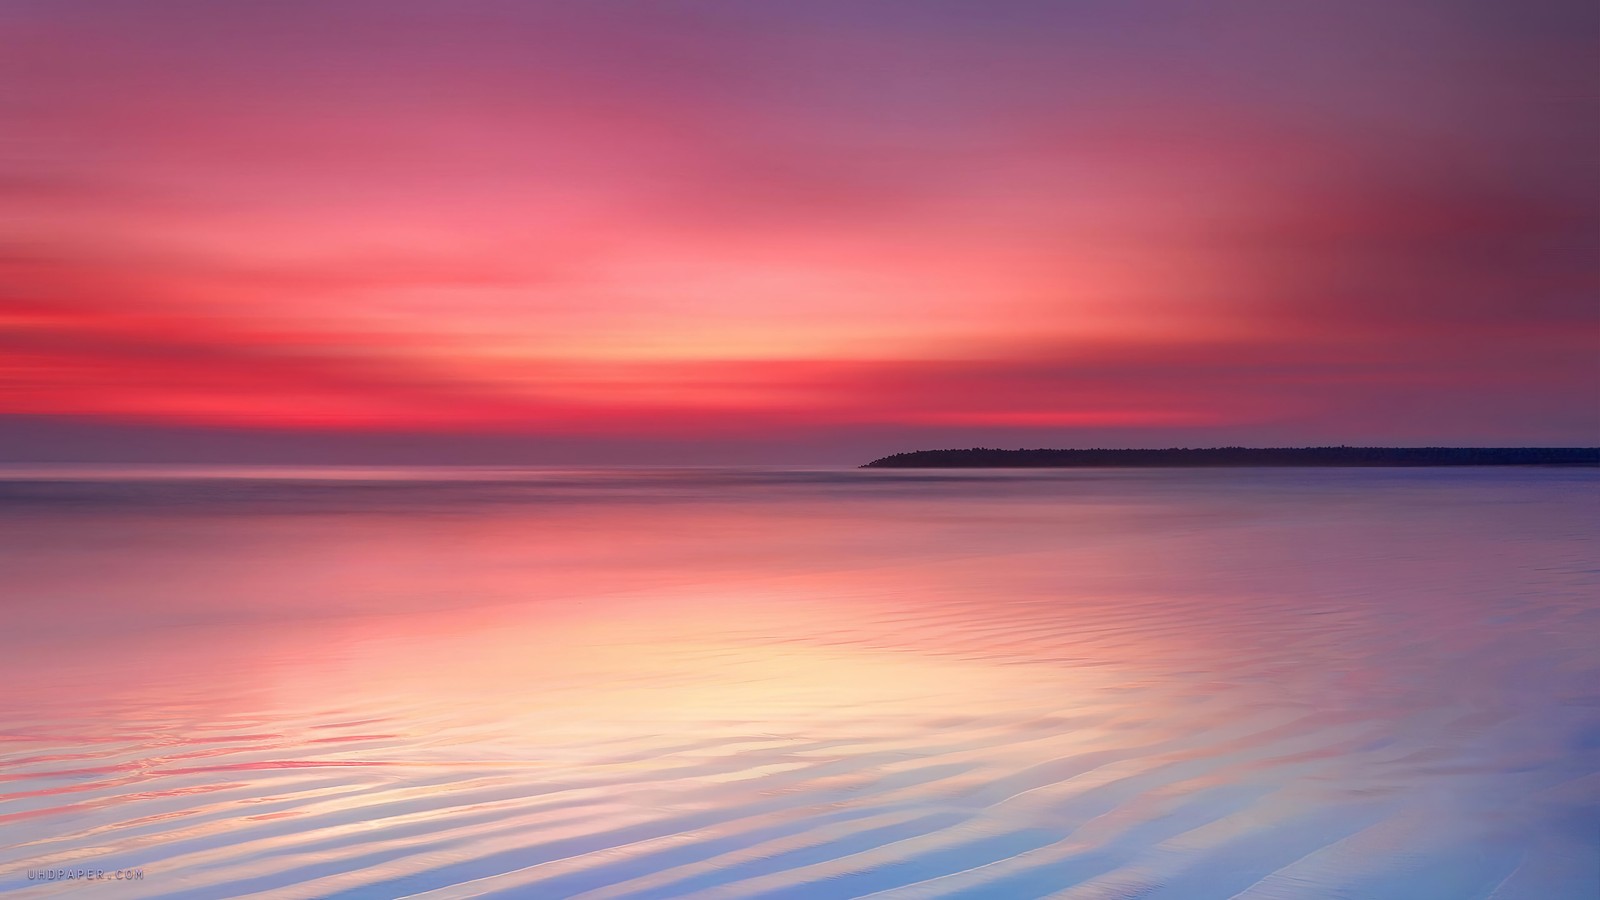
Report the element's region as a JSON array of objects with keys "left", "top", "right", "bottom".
[{"left": 1, "top": 467, "right": 1596, "bottom": 899}]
